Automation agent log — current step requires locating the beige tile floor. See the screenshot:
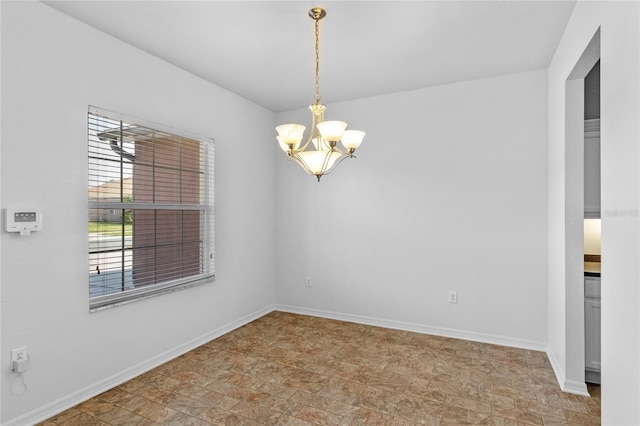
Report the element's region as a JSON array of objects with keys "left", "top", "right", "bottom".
[{"left": 39, "top": 311, "right": 600, "bottom": 425}]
